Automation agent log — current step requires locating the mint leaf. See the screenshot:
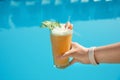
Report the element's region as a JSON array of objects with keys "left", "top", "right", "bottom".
[{"left": 40, "top": 21, "right": 61, "bottom": 30}]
